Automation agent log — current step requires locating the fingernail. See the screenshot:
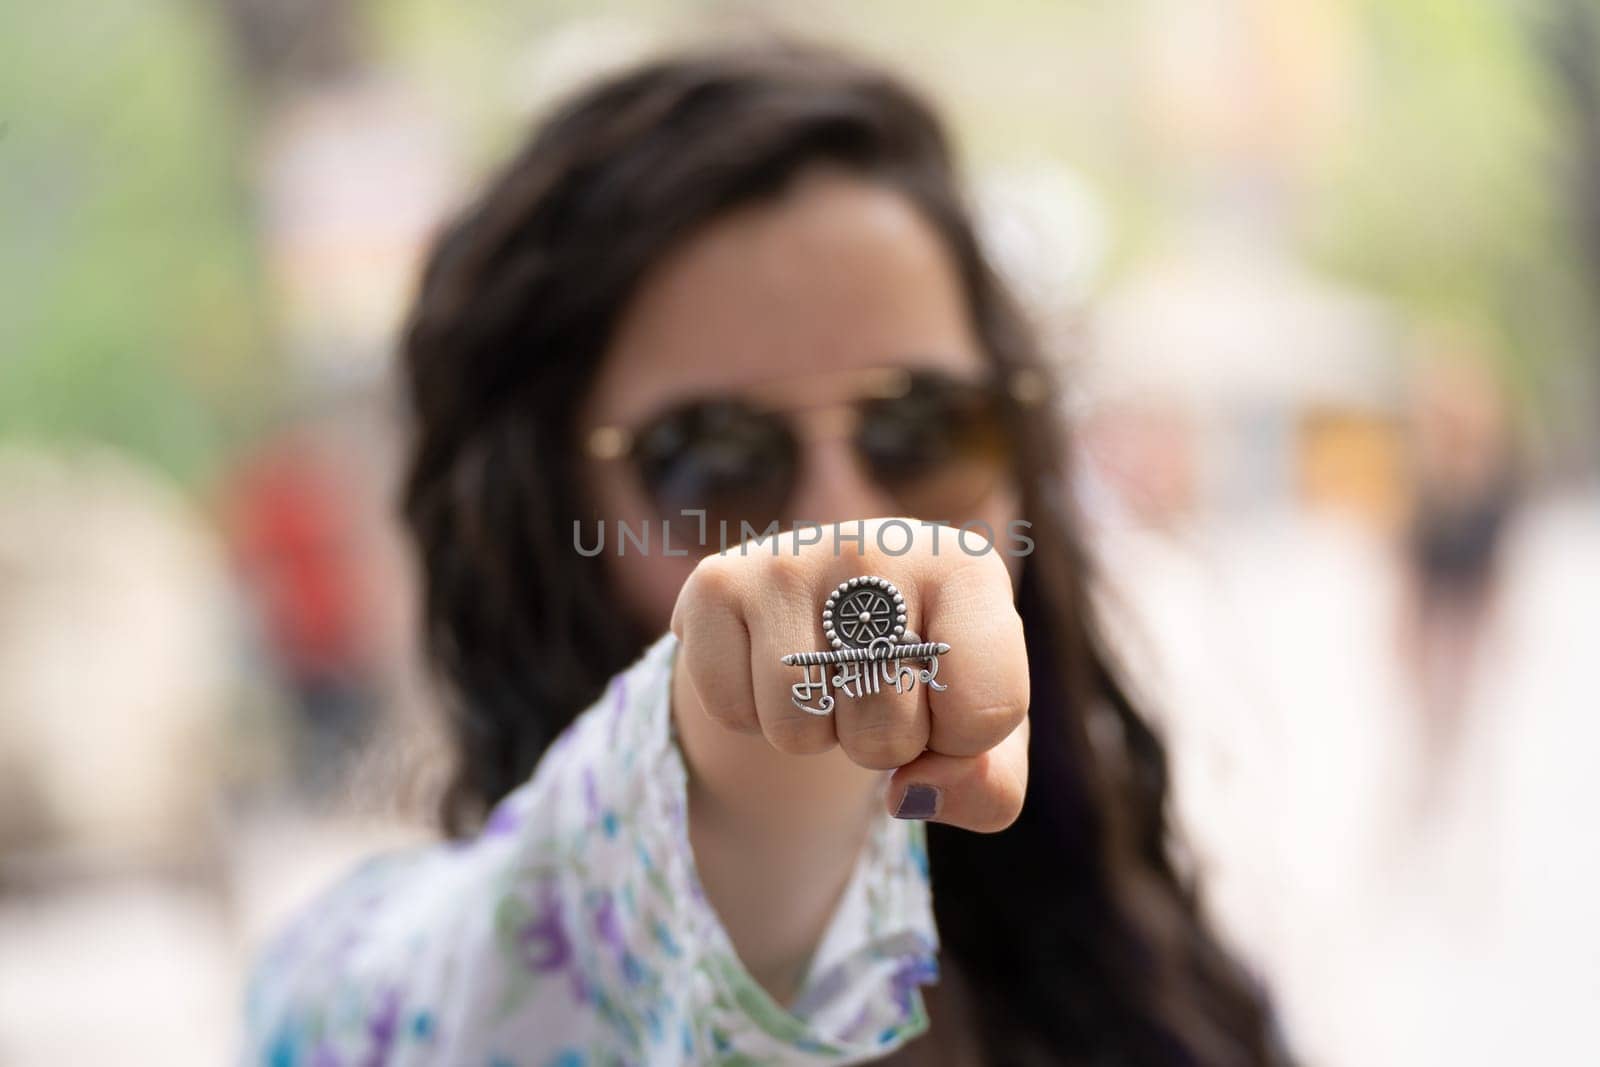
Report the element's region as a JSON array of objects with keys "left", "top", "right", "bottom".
[{"left": 894, "top": 784, "right": 941, "bottom": 820}]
